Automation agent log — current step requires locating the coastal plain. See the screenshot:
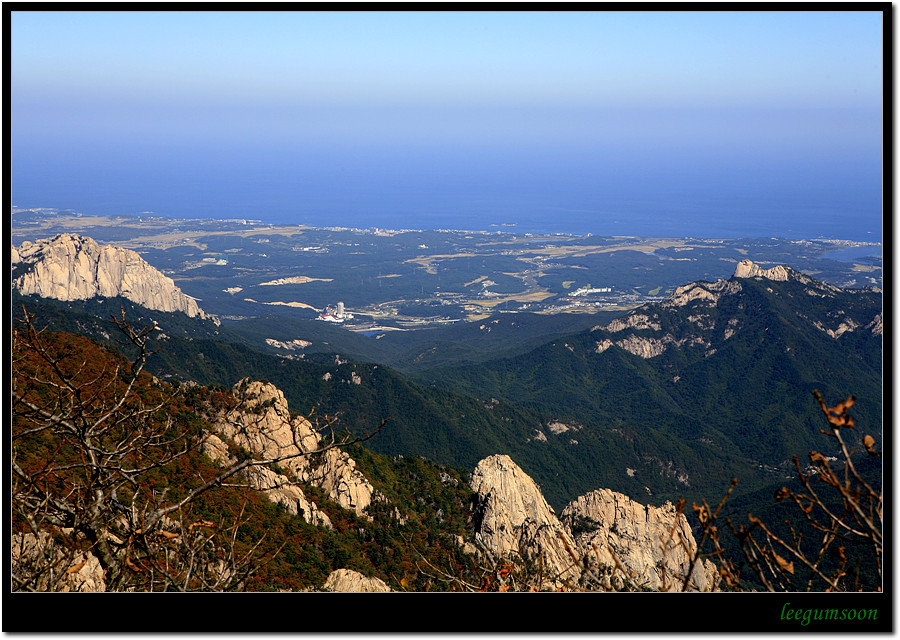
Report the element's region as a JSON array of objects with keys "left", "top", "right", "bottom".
[{"left": 12, "top": 208, "right": 882, "bottom": 331}]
